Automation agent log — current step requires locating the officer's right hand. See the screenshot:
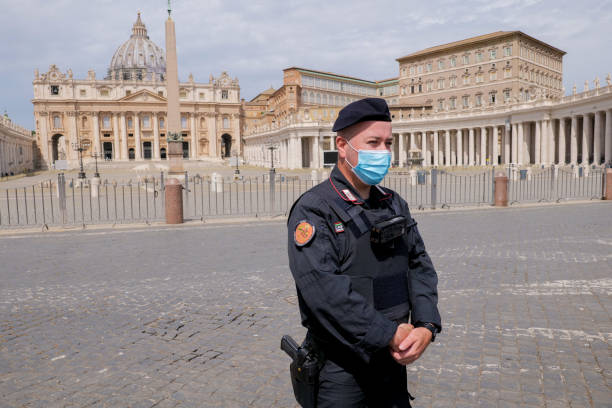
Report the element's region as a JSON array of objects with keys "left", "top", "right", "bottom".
[{"left": 388, "top": 323, "right": 413, "bottom": 352}]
